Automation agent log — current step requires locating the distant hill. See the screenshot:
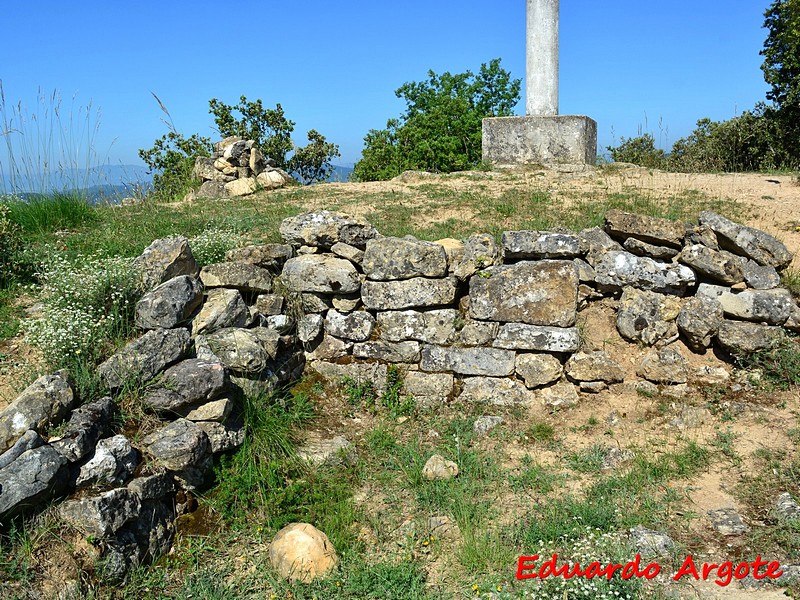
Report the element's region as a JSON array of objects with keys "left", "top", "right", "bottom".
[{"left": 328, "top": 165, "right": 354, "bottom": 182}]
